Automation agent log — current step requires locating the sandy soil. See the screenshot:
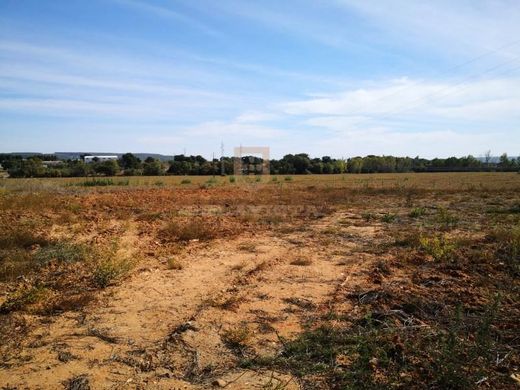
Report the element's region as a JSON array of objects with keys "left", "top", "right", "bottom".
[{"left": 0, "top": 208, "right": 384, "bottom": 389}]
